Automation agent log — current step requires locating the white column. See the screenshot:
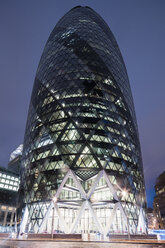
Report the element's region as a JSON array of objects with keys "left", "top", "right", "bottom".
[
  {"left": 70, "top": 201, "right": 87, "bottom": 234},
  {"left": 19, "top": 205, "right": 29, "bottom": 236},
  {"left": 10, "top": 211, "right": 15, "bottom": 226},
  {"left": 3, "top": 210, "right": 8, "bottom": 226}
]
